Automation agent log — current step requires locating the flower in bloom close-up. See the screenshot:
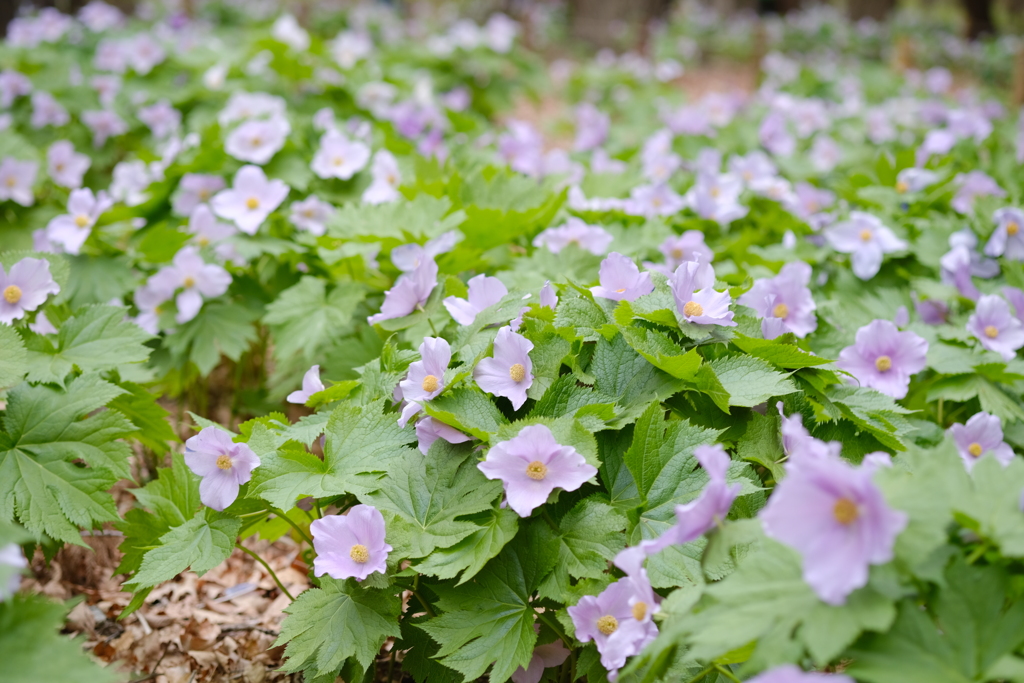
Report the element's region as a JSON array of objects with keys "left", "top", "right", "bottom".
[
  {"left": 44, "top": 188, "right": 114, "bottom": 255},
  {"left": 747, "top": 665, "right": 854, "bottom": 683},
  {"left": 310, "top": 505, "right": 391, "bottom": 582},
  {"left": 836, "top": 319, "right": 928, "bottom": 399},
  {"left": 368, "top": 258, "right": 439, "bottom": 325},
  {"left": 148, "top": 246, "right": 231, "bottom": 324},
  {"left": 443, "top": 274, "right": 508, "bottom": 325},
  {"left": 533, "top": 217, "right": 613, "bottom": 255},
  {"left": 671, "top": 261, "right": 736, "bottom": 327},
  {"left": 825, "top": 211, "right": 907, "bottom": 280},
  {"left": 473, "top": 326, "right": 534, "bottom": 410},
  {"left": 398, "top": 337, "right": 451, "bottom": 427},
  {"left": 478, "top": 424, "right": 596, "bottom": 517},
  {"left": 0, "top": 257, "right": 60, "bottom": 325},
  {"left": 967, "top": 294, "right": 1024, "bottom": 361},
  {"left": 738, "top": 261, "right": 817, "bottom": 338},
  {"left": 567, "top": 577, "right": 657, "bottom": 676},
  {"left": 211, "top": 165, "right": 290, "bottom": 235},
  {"left": 591, "top": 252, "right": 654, "bottom": 302},
  {"left": 183, "top": 427, "right": 261, "bottom": 511},
  {"left": 948, "top": 411, "right": 1015, "bottom": 471}
]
